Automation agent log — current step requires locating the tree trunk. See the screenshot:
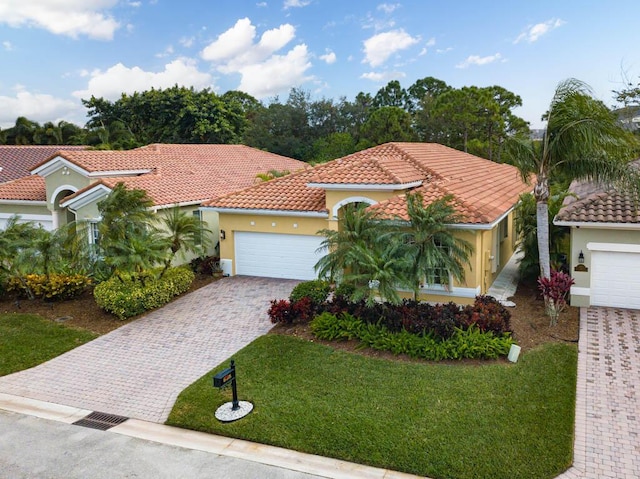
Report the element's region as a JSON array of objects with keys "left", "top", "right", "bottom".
[{"left": 536, "top": 199, "right": 551, "bottom": 279}]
